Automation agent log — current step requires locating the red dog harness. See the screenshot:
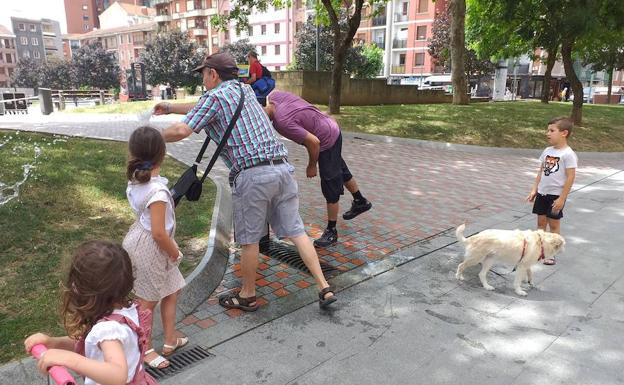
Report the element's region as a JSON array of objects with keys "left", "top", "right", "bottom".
[{"left": 513, "top": 235, "right": 545, "bottom": 272}]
